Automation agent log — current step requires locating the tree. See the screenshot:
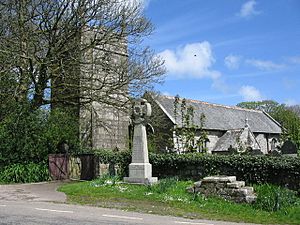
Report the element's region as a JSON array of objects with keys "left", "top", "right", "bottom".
[
  {"left": 0, "top": 0, "right": 165, "bottom": 113},
  {"left": 237, "top": 100, "right": 280, "bottom": 114}
]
